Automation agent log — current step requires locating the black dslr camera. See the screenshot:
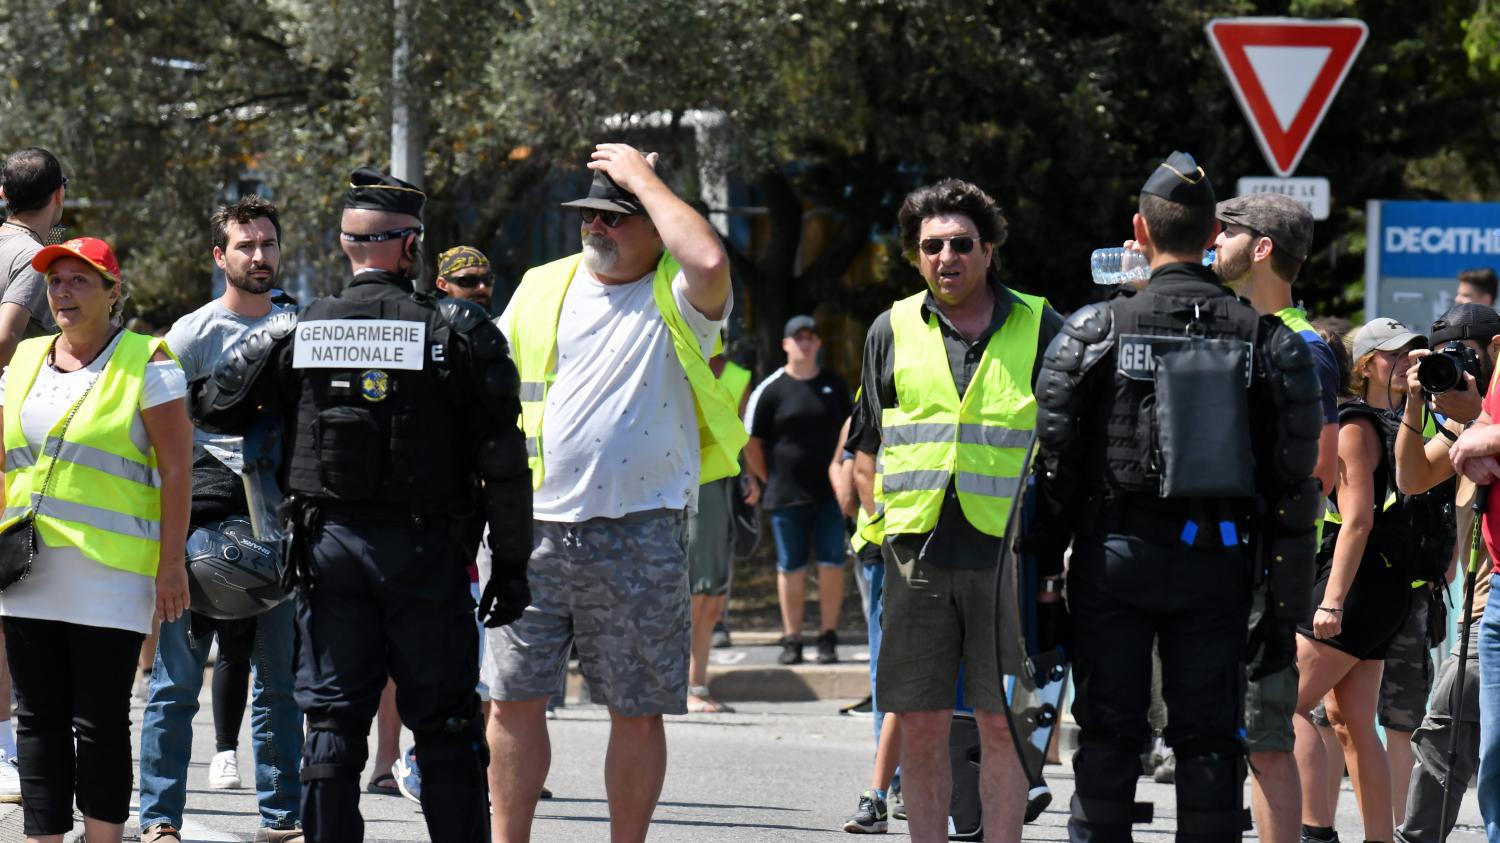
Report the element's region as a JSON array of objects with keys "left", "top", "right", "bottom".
[{"left": 1417, "top": 341, "right": 1482, "bottom": 393}]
